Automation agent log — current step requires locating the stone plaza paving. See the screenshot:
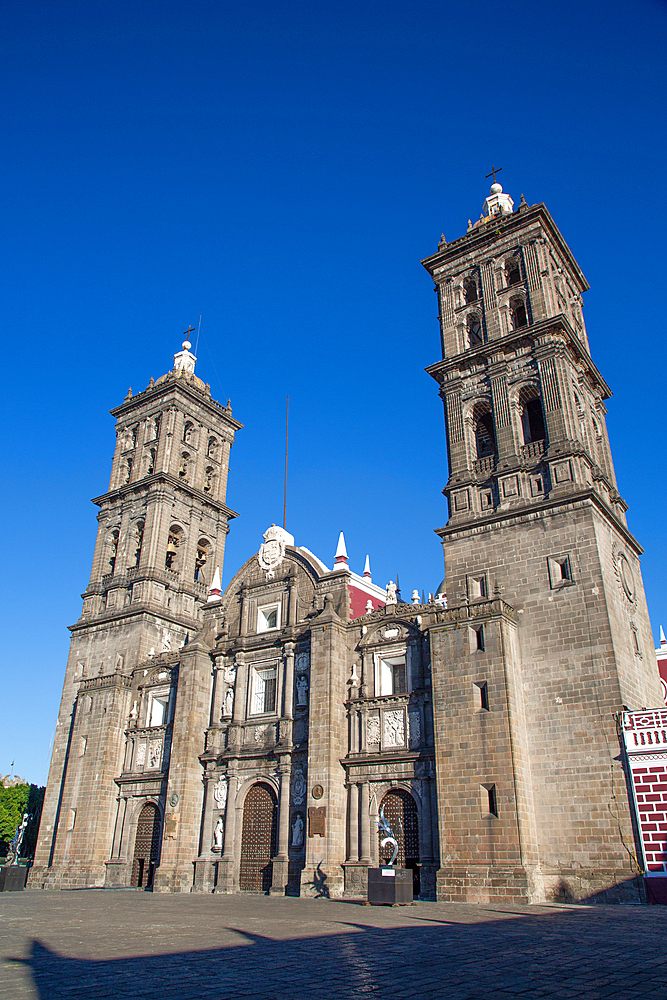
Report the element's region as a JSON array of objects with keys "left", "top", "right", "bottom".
[{"left": 2, "top": 889, "right": 667, "bottom": 999}]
